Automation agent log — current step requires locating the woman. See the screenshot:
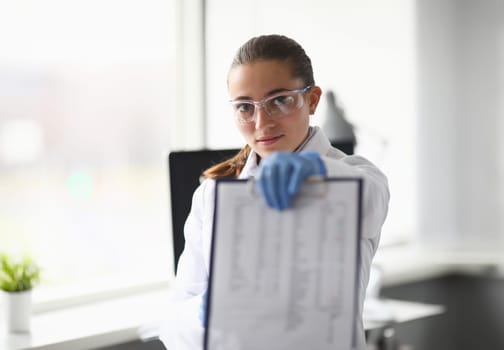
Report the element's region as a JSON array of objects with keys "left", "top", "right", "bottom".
[{"left": 162, "top": 34, "right": 389, "bottom": 350}]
